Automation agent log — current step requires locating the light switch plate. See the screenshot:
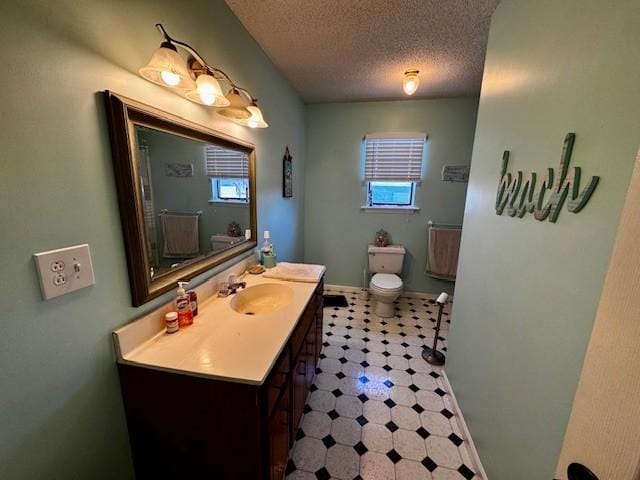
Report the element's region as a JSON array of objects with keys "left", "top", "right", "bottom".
[{"left": 33, "top": 244, "right": 96, "bottom": 300}]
